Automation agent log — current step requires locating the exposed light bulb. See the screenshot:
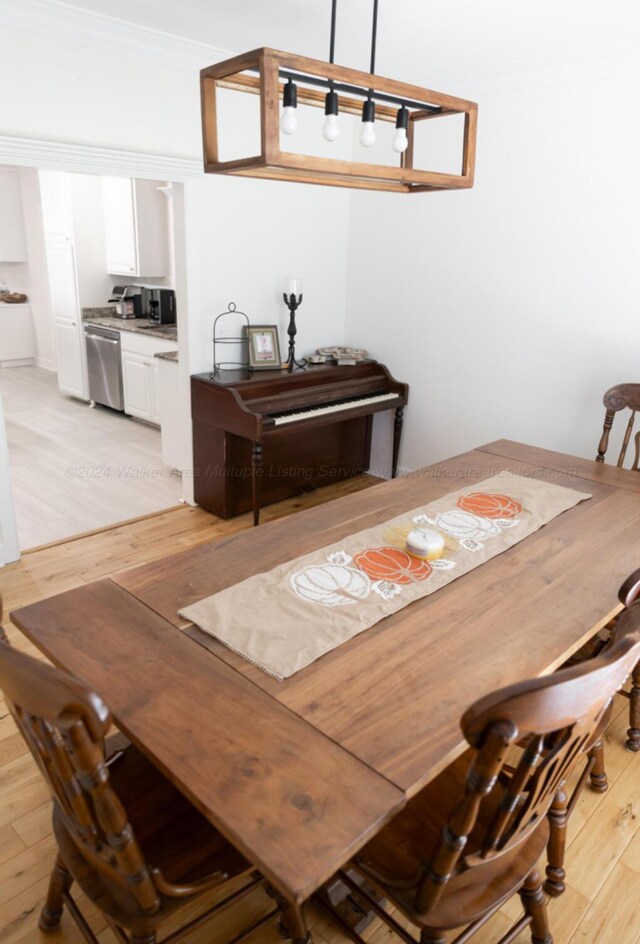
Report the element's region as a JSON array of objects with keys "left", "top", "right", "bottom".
[
  {"left": 281, "top": 79, "right": 298, "bottom": 135},
  {"left": 360, "top": 121, "right": 376, "bottom": 148},
  {"left": 392, "top": 127, "right": 408, "bottom": 153},
  {"left": 322, "top": 114, "right": 340, "bottom": 141},
  {"left": 360, "top": 99, "right": 376, "bottom": 148},
  {"left": 281, "top": 106, "right": 298, "bottom": 135},
  {"left": 323, "top": 90, "right": 340, "bottom": 142},
  {"left": 392, "top": 106, "right": 409, "bottom": 154}
]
